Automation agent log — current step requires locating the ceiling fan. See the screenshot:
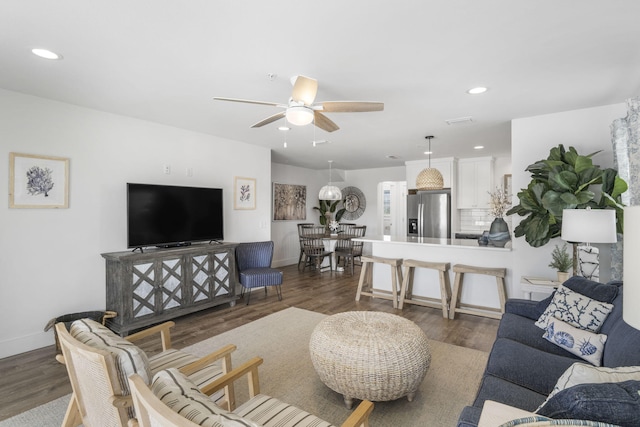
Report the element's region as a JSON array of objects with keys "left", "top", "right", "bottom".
[{"left": 213, "top": 75, "right": 384, "bottom": 132}]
